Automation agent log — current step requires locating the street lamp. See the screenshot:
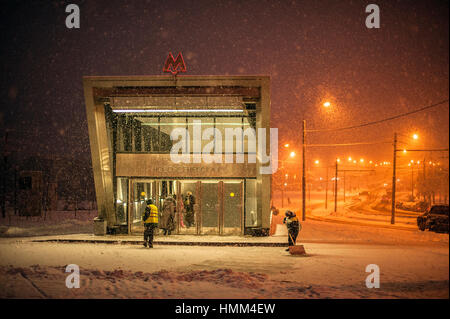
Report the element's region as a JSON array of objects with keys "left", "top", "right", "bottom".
[
  {"left": 290, "top": 151, "right": 296, "bottom": 158},
  {"left": 323, "top": 101, "right": 331, "bottom": 108},
  {"left": 413, "top": 133, "right": 419, "bottom": 140}
]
